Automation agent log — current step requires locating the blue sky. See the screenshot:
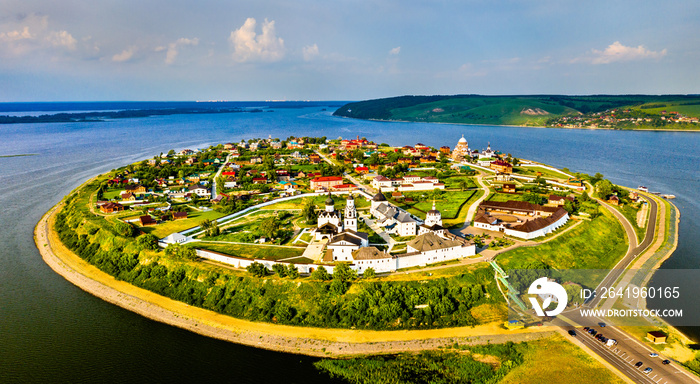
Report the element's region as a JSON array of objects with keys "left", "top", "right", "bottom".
[{"left": 1, "top": 0, "right": 699, "bottom": 101}]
